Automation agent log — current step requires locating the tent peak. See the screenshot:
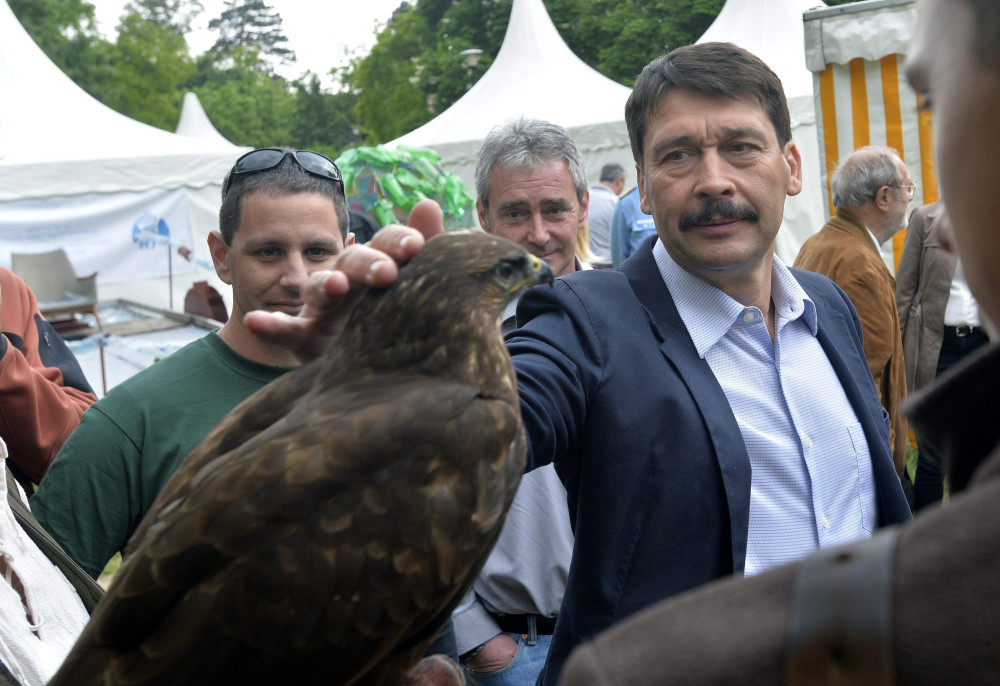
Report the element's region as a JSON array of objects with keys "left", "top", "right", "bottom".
[{"left": 389, "top": 0, "right": 630, "bottom": 149}]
